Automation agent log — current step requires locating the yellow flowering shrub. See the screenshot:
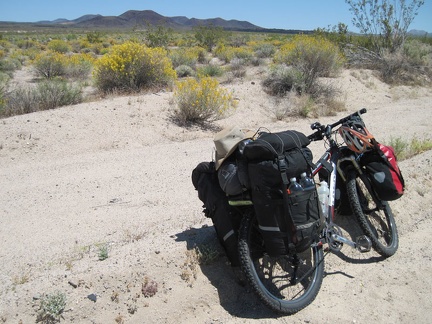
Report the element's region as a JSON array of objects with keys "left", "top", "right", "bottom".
[
  {"left": 93, "top": 41, "right": 176, "bottom": 93},
  {"left": 173, "top": 77, "right": 234, "bottom": 124}
]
